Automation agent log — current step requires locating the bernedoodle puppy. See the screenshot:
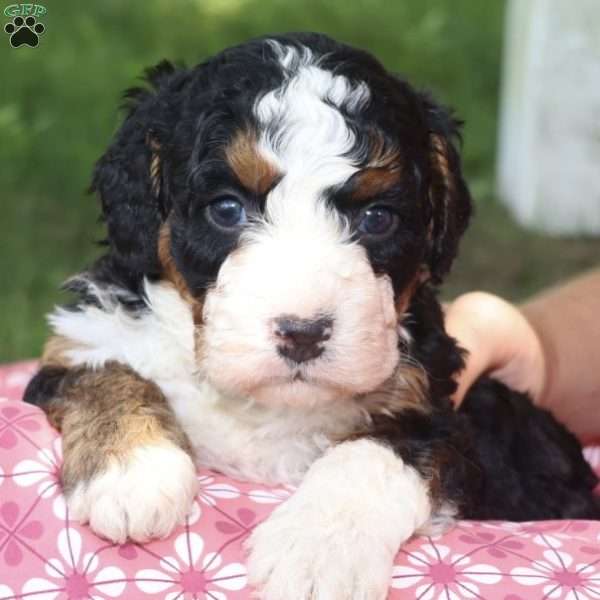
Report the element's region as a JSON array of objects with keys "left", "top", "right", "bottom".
[{"left": 25, "top": 32, "right": 599, "bottom": 600}]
